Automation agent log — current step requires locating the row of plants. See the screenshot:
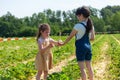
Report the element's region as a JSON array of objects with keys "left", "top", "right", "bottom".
[
  {"left": 0, "top": 61, "right": 36, "bottom": 80},
  {"left": 0, "top": 36, "right": 76, "bottom": 80},
  {"left": 0, "top": 36, "right": 74, "bottom": 69},
  {"left": 0, "top": 35, "right": 102, "bottom": 80},
  {"left": 0, "top": 38, "right": 37, "bottom": 69},
  {"left": 0, "top": 34, "right": 102, "bottom": 69},
  {"left": 106, "top": 35, "right": 120, "bottom": 79},
  {"left": 112, "top": 34, "right": 120, "bottom": 41}
]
